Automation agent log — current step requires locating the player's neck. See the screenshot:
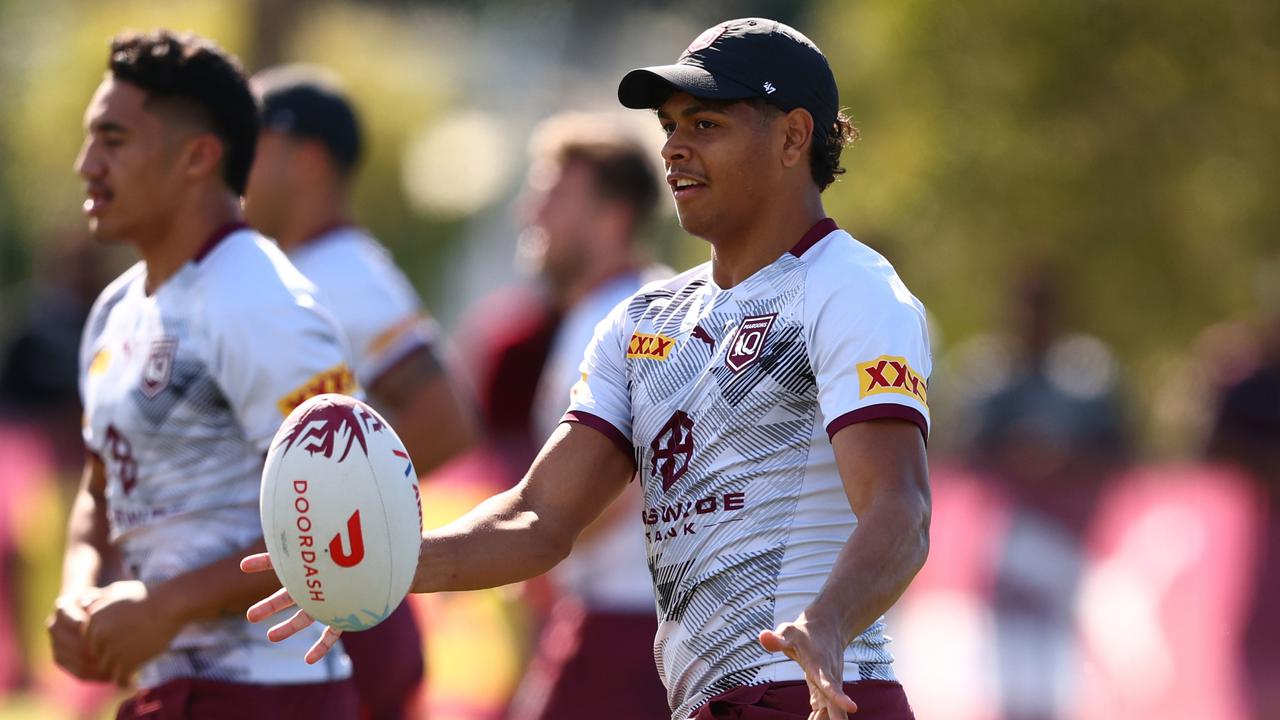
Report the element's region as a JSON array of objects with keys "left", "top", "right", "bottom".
[
  {"left": 275, "top": 187, "right": 352, "bottom": 252},
  {"left": 557, "top": 252, "right": 639, "bottom": 310},
  {"left": 139, "top": 191, "right": 241, "bottom": 295},
  {"left": 707, "top": 191, "right": 826, "bottom": 289}
]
